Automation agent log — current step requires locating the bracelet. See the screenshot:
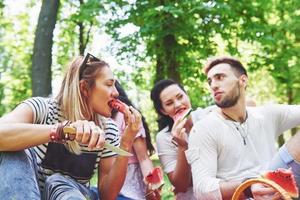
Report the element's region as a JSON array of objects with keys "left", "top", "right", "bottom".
[
  {"left": 49, "top": 121, "right": 71, "bottom": 143},
  {"left": 49, "top": 125, "right": 58, "bottom": 142}
]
